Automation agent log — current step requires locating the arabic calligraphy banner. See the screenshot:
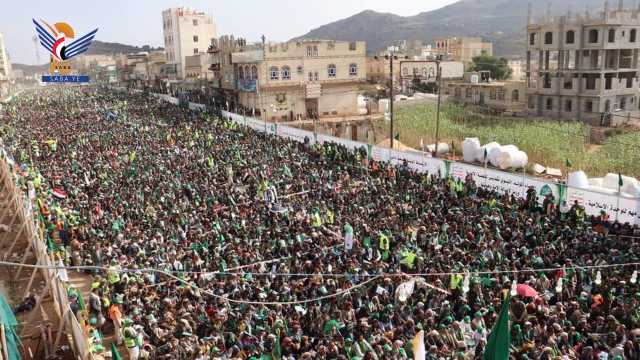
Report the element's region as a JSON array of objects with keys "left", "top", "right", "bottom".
[{"left": 213, "top": 107, "right": 640, "bottom": 225}]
